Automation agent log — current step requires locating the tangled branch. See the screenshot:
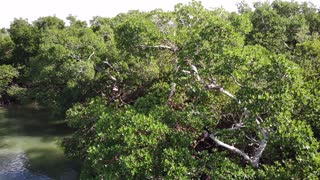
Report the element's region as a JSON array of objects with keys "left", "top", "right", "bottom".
[
  {"left": 189, "top": 63, "right": 268, "bottom": 167},
  {"left": 138, "top": 43, "right": 269, "bottom": 167}
]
